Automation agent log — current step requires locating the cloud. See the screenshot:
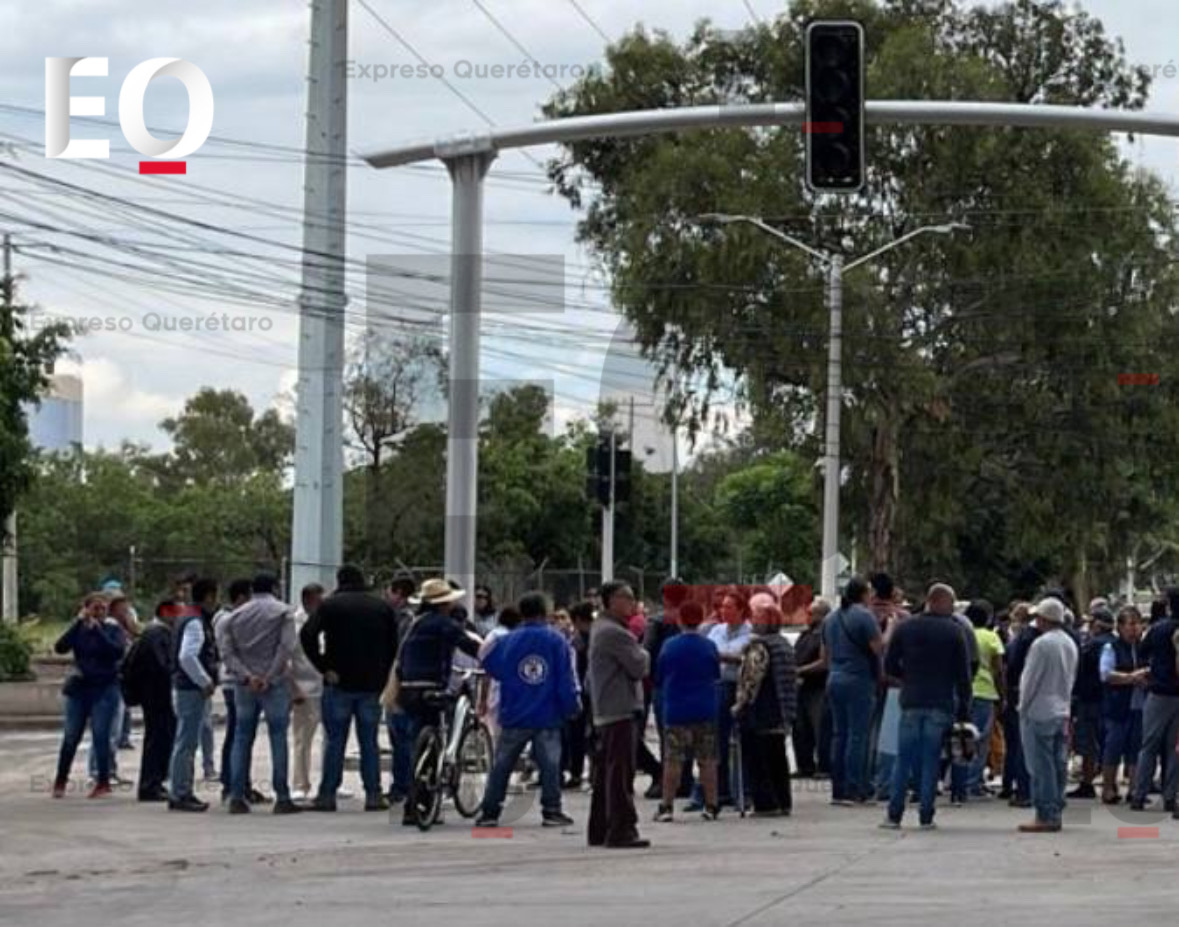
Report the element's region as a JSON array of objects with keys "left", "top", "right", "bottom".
[{"left": 70, "top": 355, "right": 181, "bottom": 449}]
